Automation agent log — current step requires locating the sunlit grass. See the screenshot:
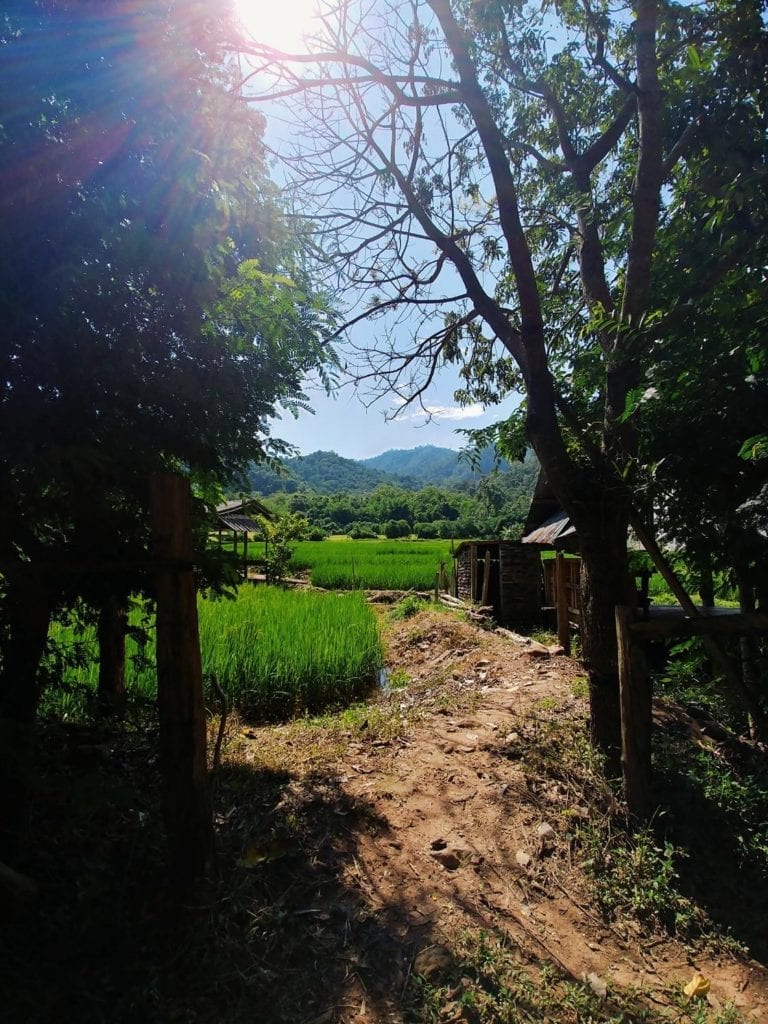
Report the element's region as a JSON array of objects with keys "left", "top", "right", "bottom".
[
  {"left": 44, "top": 586, "right": 383, "bottom": 720},
  {"left": 289, "top": 538, "right": 455, "bottom": 589}
]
